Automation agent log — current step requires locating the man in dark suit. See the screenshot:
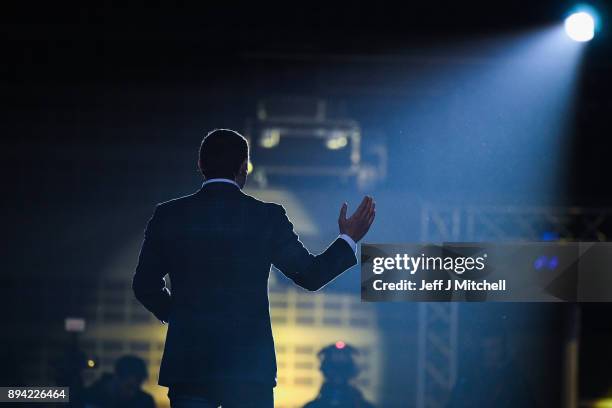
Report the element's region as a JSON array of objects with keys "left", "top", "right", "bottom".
[{"left": 133, "top": 129, "right": 375, "bottom": 408}]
